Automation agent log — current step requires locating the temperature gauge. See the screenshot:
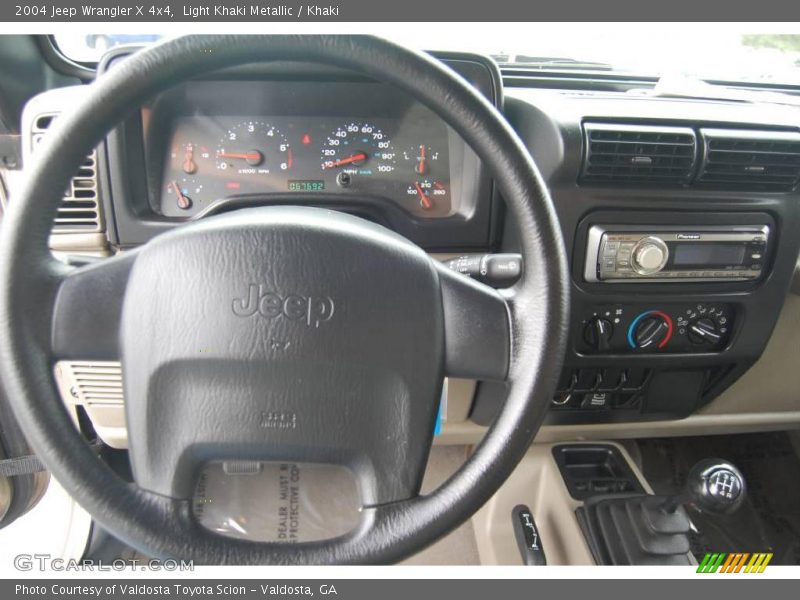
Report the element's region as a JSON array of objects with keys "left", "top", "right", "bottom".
[{"left": 406, "top": 179, "right": 449, "bottom": 213}]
